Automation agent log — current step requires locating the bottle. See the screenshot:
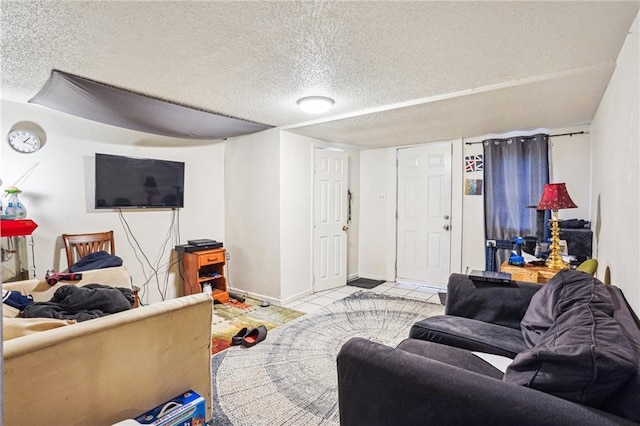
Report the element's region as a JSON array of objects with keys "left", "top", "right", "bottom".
[{"left": 4, "top": 187, "right": 26, "bottom": 219}]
